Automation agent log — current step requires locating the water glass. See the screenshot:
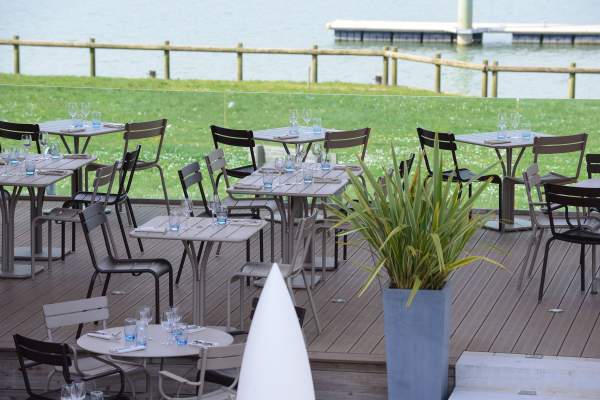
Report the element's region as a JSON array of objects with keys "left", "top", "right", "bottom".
[
  {"left": 521, "top": 122, "right": 532, "bottom": 141},
  {"left": 216, "top": 204, "right": 228, "bottom": 225},
  {"left": 8, "top": 147, "right": 19, "bottom": 165},
  {"left": 67, "top": 102, "right": 78, "bottom": 126},
  {"left": 25, "top": 159, "right": 35, "bottom": 176},
  {"left": 90, "top": 391, "right": 104, "bottom": 400},
  {"left": 135, "top": 320, "right": 147, "bottom": 346},
  {"left": 49, "top": 142, "right": 61, "bottom": 159},
  {"left": 263, "top": 171, "right": 274, "bottom": 189},
  {"left": 72, "top": 381, "right": 86, "bottom": 400},
  {"left": 169, "top": 210, "right": 182, "bottom": 232},
  {"left": 139, "top": 306, "right": 152, "bottom": 325},
  {"left": 284, "top": 155, "right": 295, "bottom": 172},
  {"left": 21, "top": 134, "right": 32, "bottom": 153},
  {"left": 175, "top": 329, "right": 188, "bottom": 346},
  {"left": 312, "top": 117, "right": 322, "bottom": 134},
  {"left": 91, "top": 111, "right": 102, "bottom": 128},
  {"left": 302, "top": 108, "right": 311, "bottom": 127},
  {"left": 80, "top": 102, "right": 91, "bottom": 125},
  {"left": 321, "top": 153, "right": 331, "bottom": 171},
  {"left": 124, "top": 318, "right": 137, "bottom": 344},
  {"left": 39, "top": 131, "right": 49, "bottom": 159},
  {"left": 61, "top": 384, "right": 73, "bottom": 400},
  {"left": 311, "top": 142, "right": 323, "bottom": 162},
  {"left": 497, "top": 113, "right": 507, "bottom": 140},
  {"left": 303, "top": 164, "right": 314, "bottom": 184}
]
